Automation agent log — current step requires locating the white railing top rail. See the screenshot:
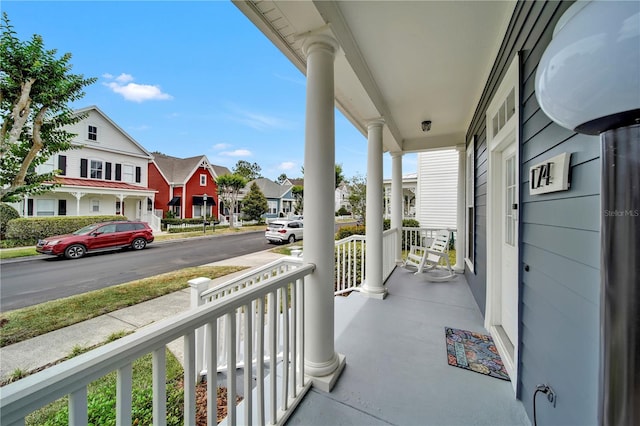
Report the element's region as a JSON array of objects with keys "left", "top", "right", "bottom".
[
  {"left": 0, "top": 263, "right": 315, "bottom": 425},
  {"left": 199, "top": 257, "right": 303, "bottom": 301},
  {"left": 383, "top": 228, "right": 397, "bottom": 237},
  {"left": 401, "top": 226, "right": 457, "bottom": 232},
  {"left": 335, "top": 234, "right": 366, "bottom": 246}
]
